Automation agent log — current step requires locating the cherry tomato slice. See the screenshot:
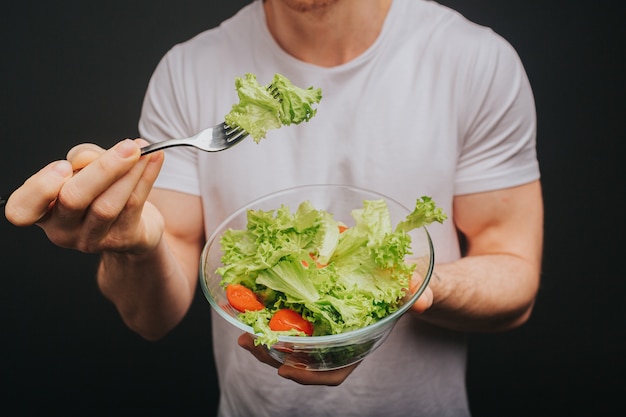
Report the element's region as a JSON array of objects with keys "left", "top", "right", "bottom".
[
  {"left": 226, "top": 284, "right": 265, "bottom": 312},
  {"left": 269, "top": 309, "right": 314, "bottom": 336}
]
